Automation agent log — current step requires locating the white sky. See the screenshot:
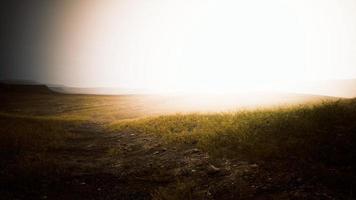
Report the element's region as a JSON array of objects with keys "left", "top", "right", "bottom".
[{"left": 46, "top": 0, "right": 356, "bottom": 93}]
